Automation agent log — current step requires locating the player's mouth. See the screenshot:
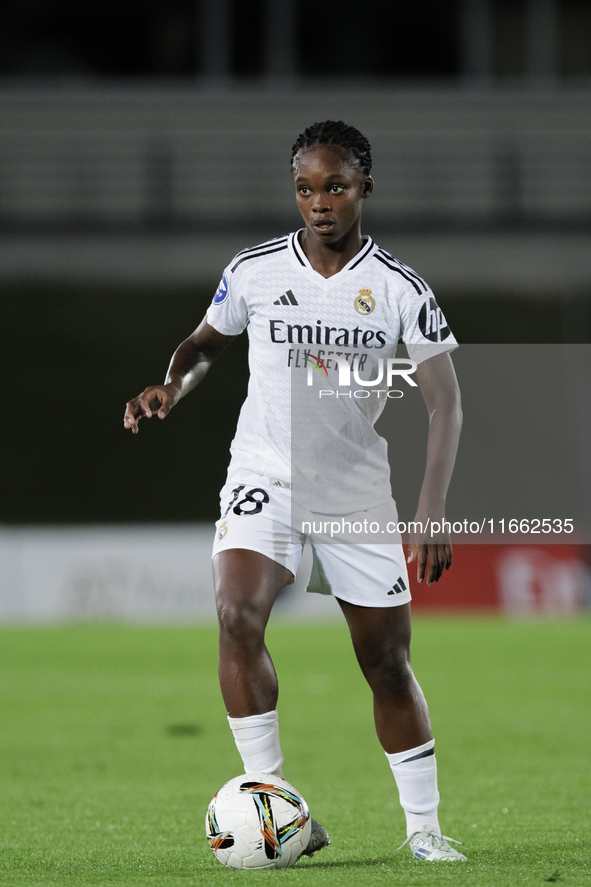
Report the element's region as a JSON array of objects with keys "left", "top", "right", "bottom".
[{"left": 312, "top": 220, "right": 336, "bottom": 235}]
